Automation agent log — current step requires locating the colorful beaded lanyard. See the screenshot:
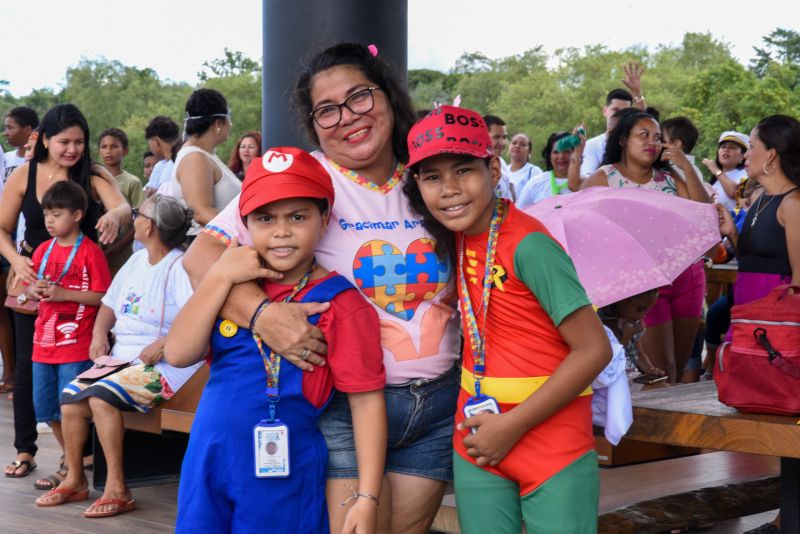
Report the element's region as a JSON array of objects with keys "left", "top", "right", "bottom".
[
  {"left": 549, "top": 170, "right": 569, "bottom": 197},
  {"left": 328, "top": 158, "right": 405, "bottom": 195},
  {"left": 457, "top": 198, "right": 505, "bottom": 397},
  {"left": 253, "top": 261, "right": 316, "bottom": 422}
]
